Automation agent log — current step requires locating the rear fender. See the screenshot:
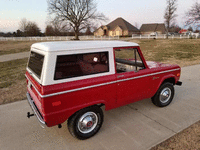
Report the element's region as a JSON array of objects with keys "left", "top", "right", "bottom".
[
  {"left": 67, "top": 100, "right": 106, "bottom": 120},
  {"left": 45, "top": 100, "right": 106, "bottom": 127},
  {"left": 72, "top": 100, "right": 106, "bottom": 114}
]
